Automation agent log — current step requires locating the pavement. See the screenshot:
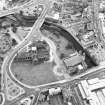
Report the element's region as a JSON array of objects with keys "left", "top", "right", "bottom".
[{"left": 1, "top": 0, "right": 105, "bottom": 91}]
